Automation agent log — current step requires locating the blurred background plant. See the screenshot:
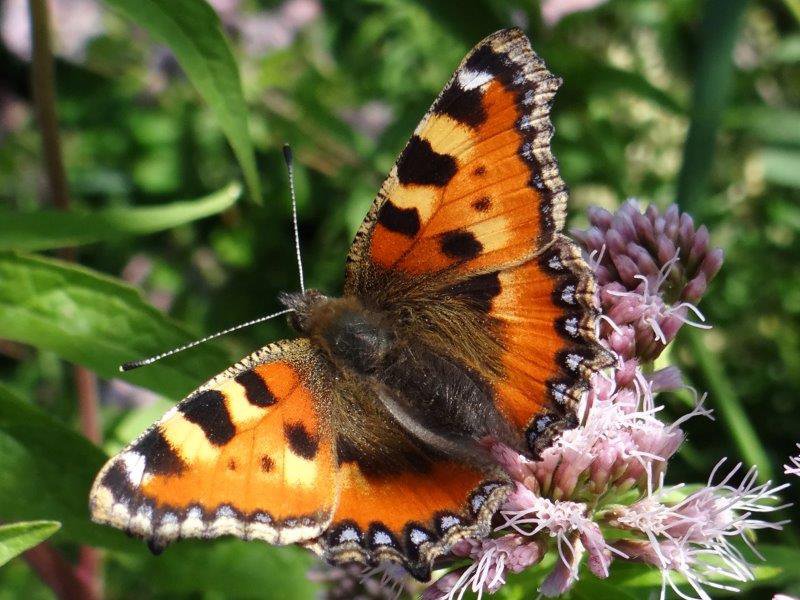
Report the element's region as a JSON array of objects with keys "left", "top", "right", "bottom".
[{"left": 0, "top": 0, "right": 798, "bottom": 598}]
